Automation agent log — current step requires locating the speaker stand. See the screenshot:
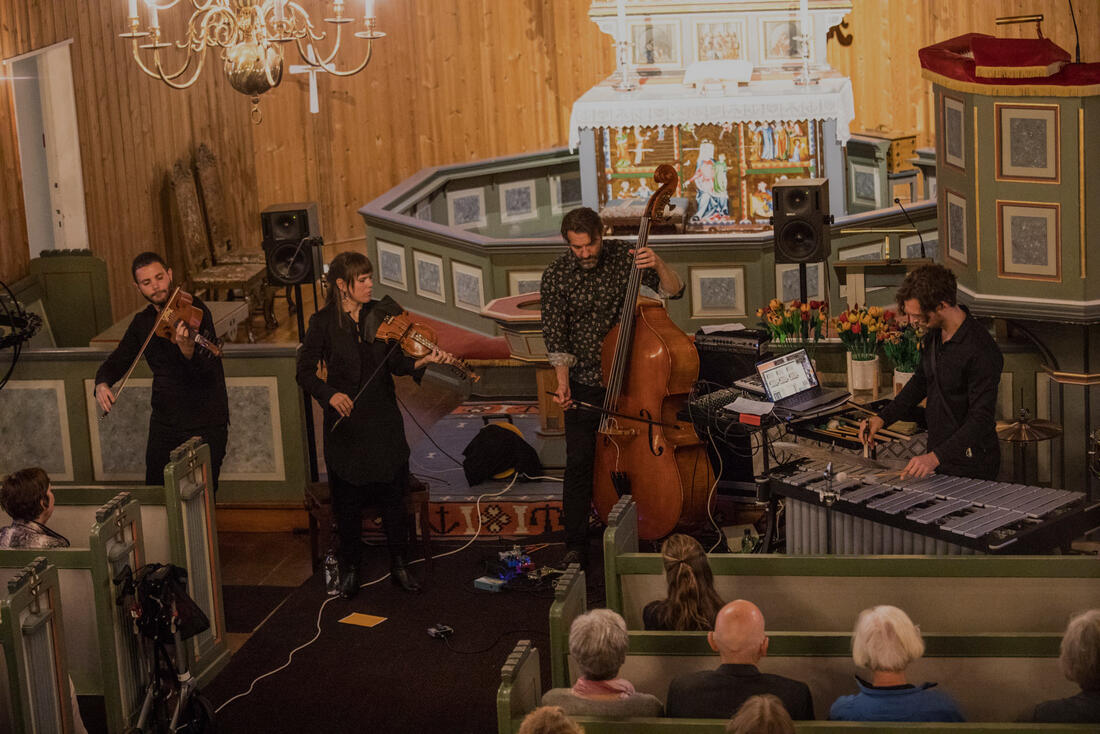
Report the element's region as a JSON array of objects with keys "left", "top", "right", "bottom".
[
  {"left": 798, "top": 262, "right": 810, "bottom": 341},
  {"left": 294, "top": 282, "right": 320, "bottom": 483}
]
